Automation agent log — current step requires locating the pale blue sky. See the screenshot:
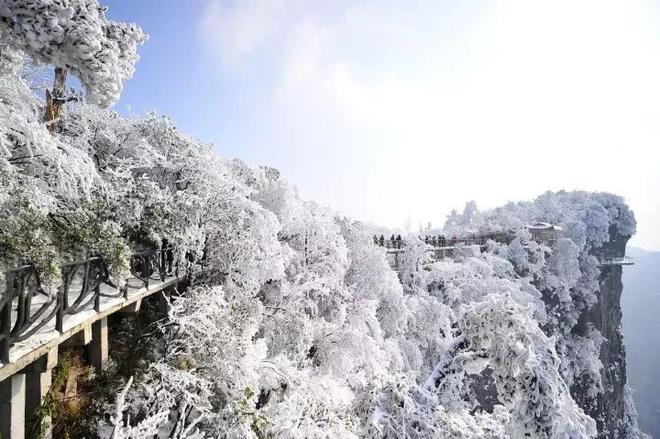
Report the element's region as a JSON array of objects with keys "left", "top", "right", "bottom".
[{"left": 105, "top": 0, "right": 660, "bottom": 250}]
